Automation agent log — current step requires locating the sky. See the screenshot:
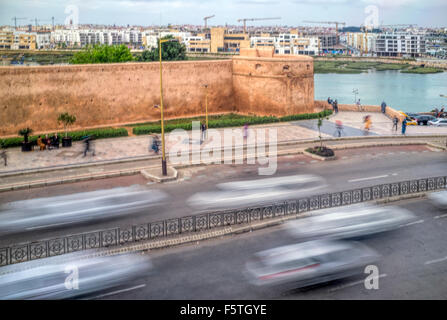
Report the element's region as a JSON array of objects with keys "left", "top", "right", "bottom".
[{"left": 0, "top": 0, "right": 446, "bottom": 28}]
